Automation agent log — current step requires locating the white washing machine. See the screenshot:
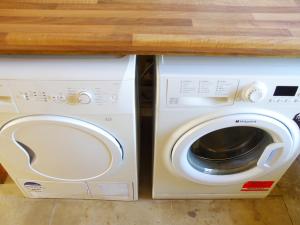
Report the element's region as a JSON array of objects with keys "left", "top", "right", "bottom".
[
  {"left": 0, "top": 55, "right": 138, "bottom": 200},
  {"left": 153, "top": 56, "right": 300, "bottom": 199}
]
